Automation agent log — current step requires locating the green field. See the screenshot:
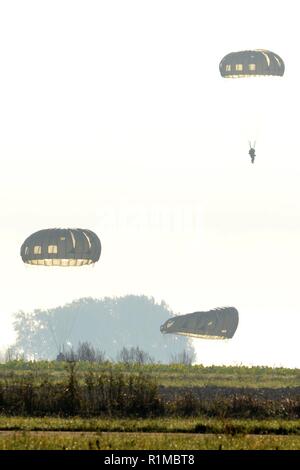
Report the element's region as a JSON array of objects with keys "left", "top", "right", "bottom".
[
  {"left": 0, "top": 361, "right": 299, "bottom": 388},
  {"left": 0, "top": 416, "right": 299, "bottom": 434},
  {"left": 0, "top": 361, "right": 298, "bottom": 450},
  {"left": 0, "top": 430, "right": 299, "bottom": 450}
]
